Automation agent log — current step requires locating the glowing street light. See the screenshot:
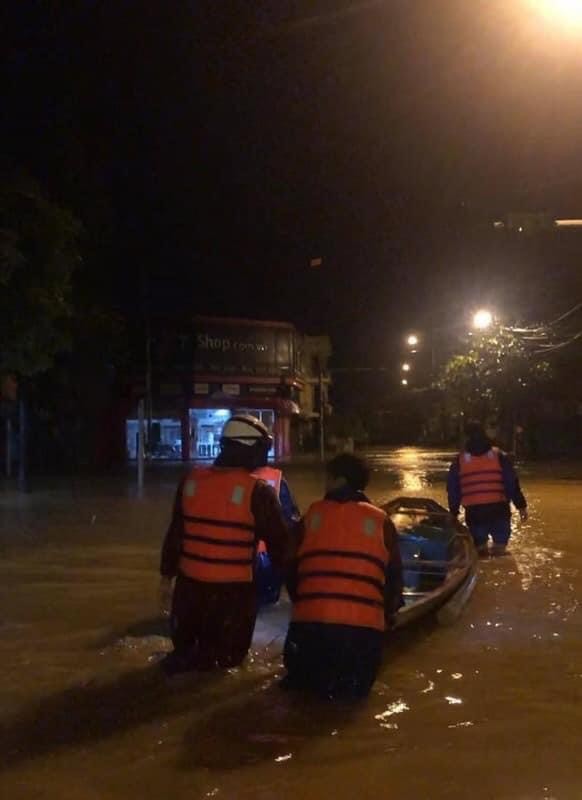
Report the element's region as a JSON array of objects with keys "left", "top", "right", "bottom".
[
  {"left": 531, "top": 0, "right": 582, "bottom": 28},
  {"left": 473, "top": 309, "right": 494, "bottom": 331},
  {"left": 406, "top": 334, "right": 419, "bottom": 347},
  {"left": 401, "top": 378, "right": 409, "bottom": 386},
  {"left": 401, "top": 362, "right": 411, "bottom": 372}
]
